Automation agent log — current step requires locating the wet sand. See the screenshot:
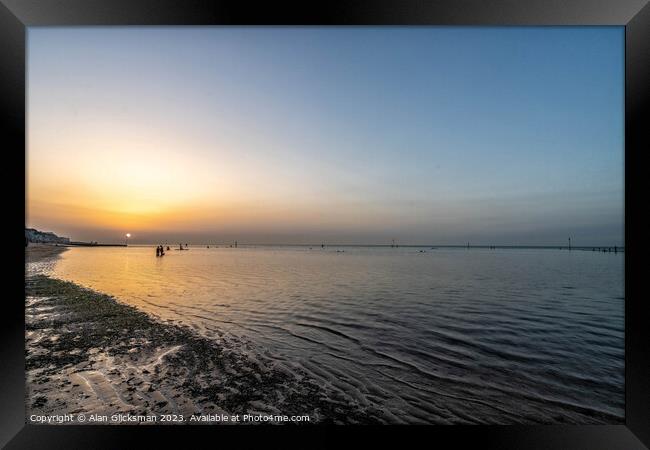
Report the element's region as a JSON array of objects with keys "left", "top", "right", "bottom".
[
  {"left": 25, "top": 245, "right": 382, "bottom": 424},
  {"left": 25, "top": 243, "right": 68, "bottom": 264}
]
